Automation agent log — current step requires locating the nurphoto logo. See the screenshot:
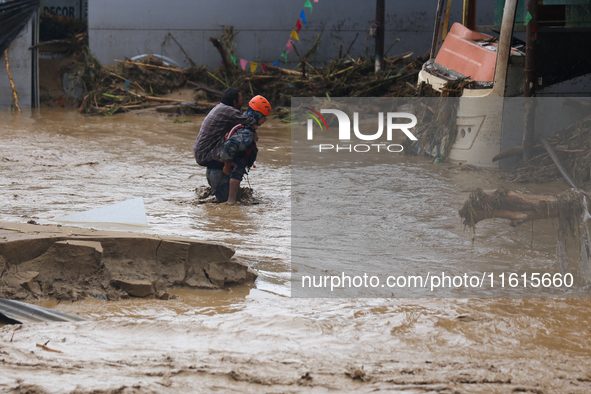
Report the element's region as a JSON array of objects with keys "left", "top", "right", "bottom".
[{"left": 304, "top": 108, "right": 418, "bottom": 153}]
